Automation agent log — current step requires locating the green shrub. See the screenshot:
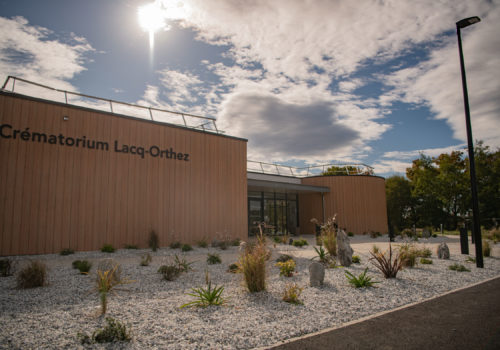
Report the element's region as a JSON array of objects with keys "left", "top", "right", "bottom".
[
  {"left": 140, "top": 253, "right": 152, "bottom": 266},
  {"left": 148, "top": 230, "right": 159, "bottom": 251},
  {"left": 181, "top": 281, "right": 226, "bottom": 308},
  {"left": 348, "top": 232, "right": 354, "bottom": 237},
  {"left": 207, "top": 253, "right": 222, "bottom": 265},
  {"left": 400, "top": 228, "right": 414, "bottom": 238},
  {"left": 276, "top": 259, "right": 296, "bottom": 277},
  {"left": 16, "top": 261, "right": 47, "bottom": 289},
  {"left": 345, "top": 268, "right": 378, "bottom": 288},
  {"left": 465, "top": 256, "right": 476, "bottom": 263},
  {"left": 352, "top": 255, "right": 361, "bottom": 264},
  {"left": 415, "top": 247, "right": 432, "bottom": 258},
  {"left": 240, "top": 242, "right": 267, "bottom": 292},
  {"left": 483, "top": 240, "right": 491, "bottom": 257},
  {"left": 292, "top": 239, "right": 308, "bottom": 247},
  {"left": 181, "top": 244, "right": 193, "bottom": 252},
  {"left": 169, "top": 241, "right": 182, "bottom": 249},
  {"left": 448, "top": 263, "right": 470, "bottom": 272},
  {"left": 101, "top": 244, "right": 115, "bottom": 253},
  {"left": 0, "top": 258, "right": 14, "bottom": 277},
  {"left": 60, "top": 248, "right": 74, "bottom": 256},
  {"left": 399, "top": 243, "right": 417, "bottom": 268},
  {"left": 420, "top": 258, "right": 433, "bottom": 265},
  {"left": 174, "top": 254, "right": 194, "bottom": 272},
  {"left": 158, "top": 265, "right": 181, "bottom": 281},
  {"left": 231, "top": 238, "right": 241, "bottom": 246},
  {"left": 73, "top": 260, "right": 92, "bottom": 274},
  {"left": 371, "top": 244, "right": 380, "bottom": 254},
  {"left": 197, "top": 239, "right": 208, "bottom": 248},
  {"left": 282, "top": 283, "right": 303, "bottom": 305},
  {"left": 369, "top": 231, "right": 381, "bottom": 239},
  {"left": 227, "top": 263, "right": 240, "bottom": 273},
  {"left": 273, "top": 236, "right": 282, "bottom": 244},
  {"left": 124, "top": 244, "right": 138, "bottom": 249},
  {"left": 276, "top": 254, "right": 294, "bottom": 263},
  {"left": 80, "top": 317, "right": 132, "bottom": 344},
  {"left": 312, "top": 246, "right": 330, "bottom": 264}
]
